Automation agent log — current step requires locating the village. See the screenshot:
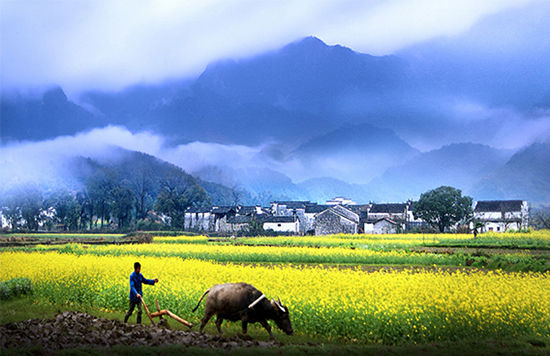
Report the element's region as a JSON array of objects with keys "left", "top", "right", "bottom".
[{"left": 183, "top": 198, "right": 530, "bottom": 235}]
